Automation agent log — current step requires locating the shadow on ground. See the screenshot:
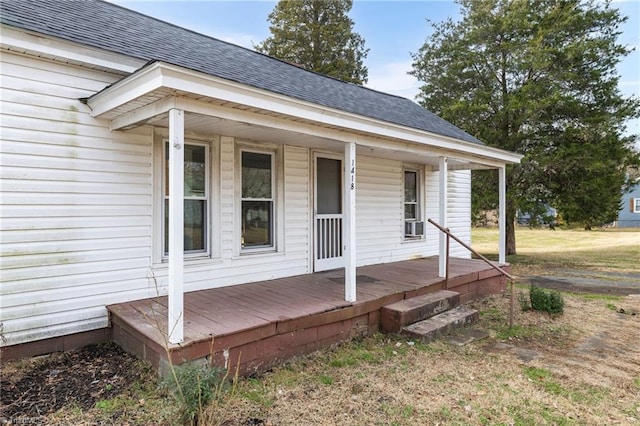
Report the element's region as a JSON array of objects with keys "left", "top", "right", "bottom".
[{"left": 521, "top": 269, "right": 640, "bottom": 296}]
